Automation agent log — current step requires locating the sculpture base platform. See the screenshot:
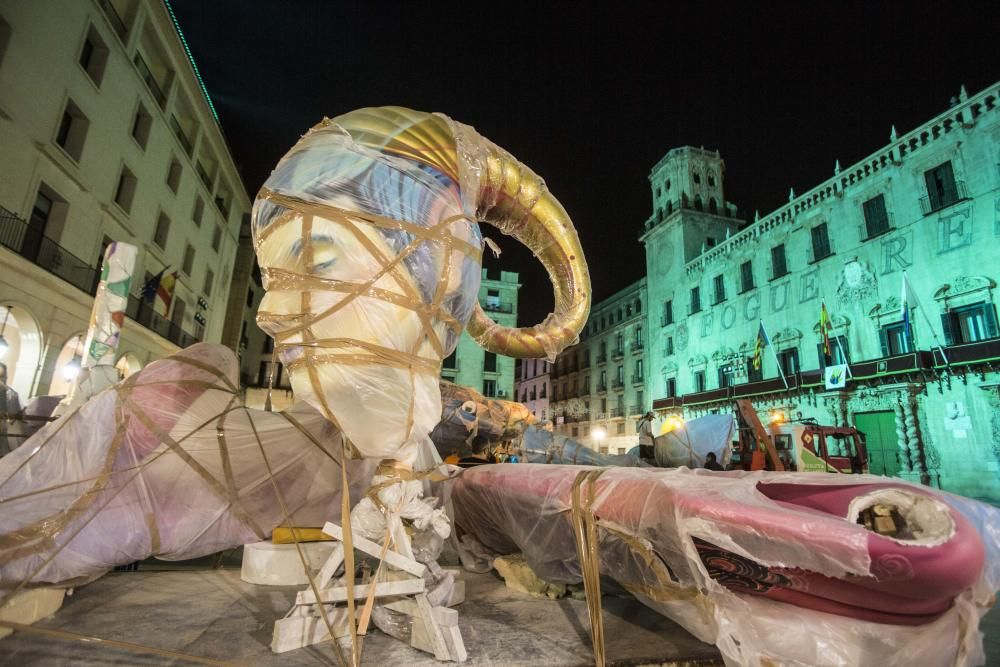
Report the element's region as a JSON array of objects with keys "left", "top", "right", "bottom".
[
  {"left": 0, "top": 587, "right": 66, "bottom": 639},
  {"left": 241, "top": 540, "right": 336, "bottom": 586}
]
